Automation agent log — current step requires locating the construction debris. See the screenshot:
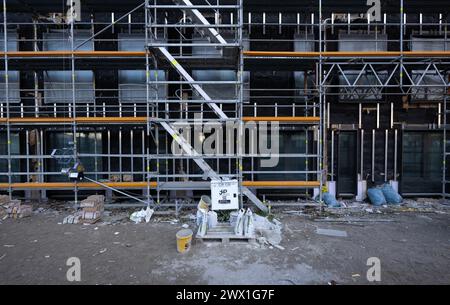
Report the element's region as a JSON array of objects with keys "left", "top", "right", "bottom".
[
  {"left": 63, "top": 195, "right": 105, "bottom": 224},
  {"left": 129, "top": 206, "right": 154, "bottom": 224},
  {"left": 0, "top": 195, "right": 32, "bottom": 219},
  {"left": 253, "top": 214, "right": 283, "bottom": 245}
]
